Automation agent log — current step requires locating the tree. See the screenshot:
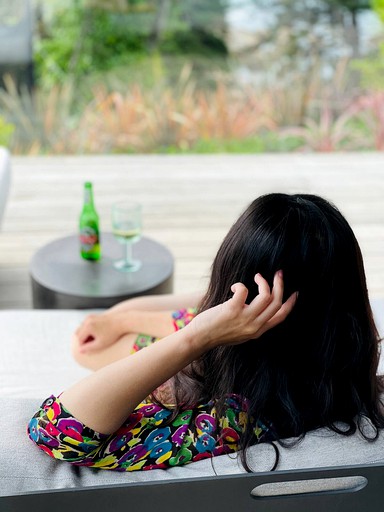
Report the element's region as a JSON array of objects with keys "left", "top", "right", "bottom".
[
  {"left": 35, "top": 0, "right": 230, "bottom": 87},
  {"left": 250, "top": 0, "right": 372, "bottom": 56},
  {"left": 323, "top": 0, "right": 372, "bottom": 55},
  {"left": 149, "top": 0, "right": 171, "bottom": 48}
]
